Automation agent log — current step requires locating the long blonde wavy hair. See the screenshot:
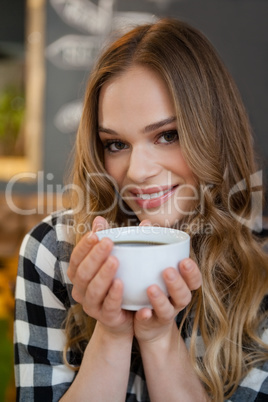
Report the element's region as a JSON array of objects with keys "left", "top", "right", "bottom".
[{"left": 64, "top": 18, "right": 268, "bottom": 400}]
